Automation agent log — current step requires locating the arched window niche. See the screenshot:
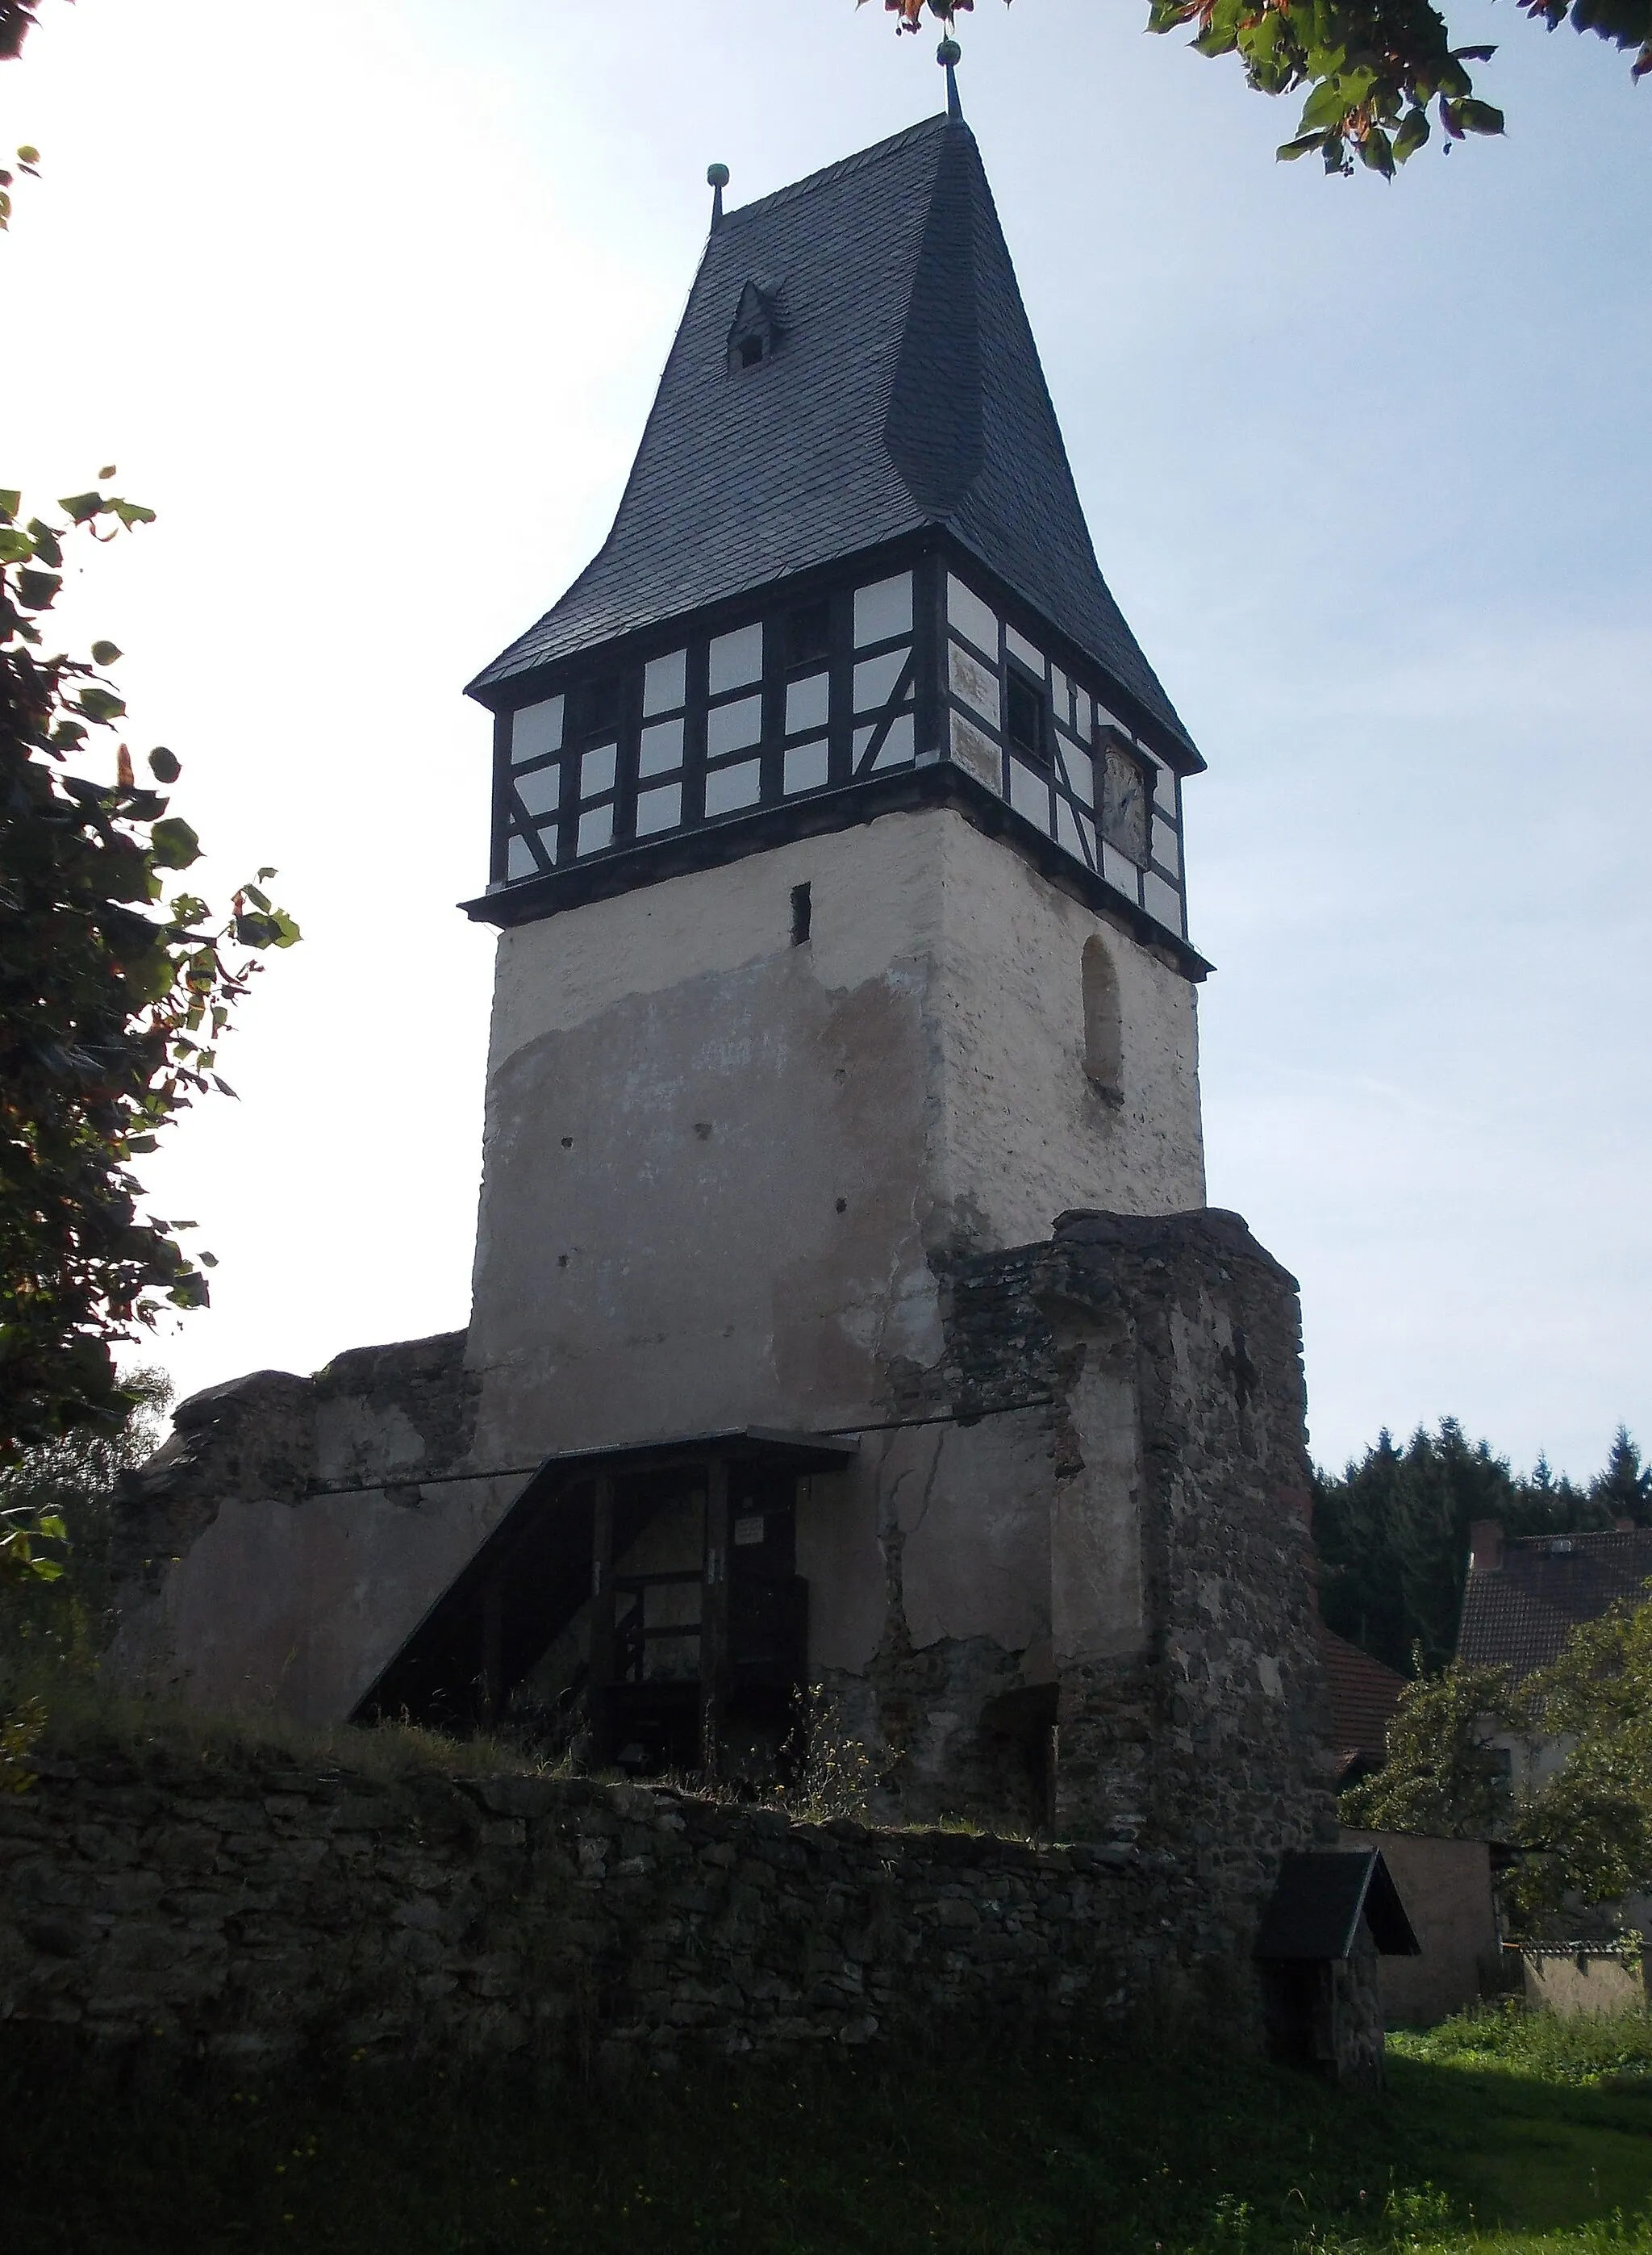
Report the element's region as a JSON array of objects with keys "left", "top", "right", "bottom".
[{"left": 1082, "top": 935, "right": 1123, "bottom": 1103}]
